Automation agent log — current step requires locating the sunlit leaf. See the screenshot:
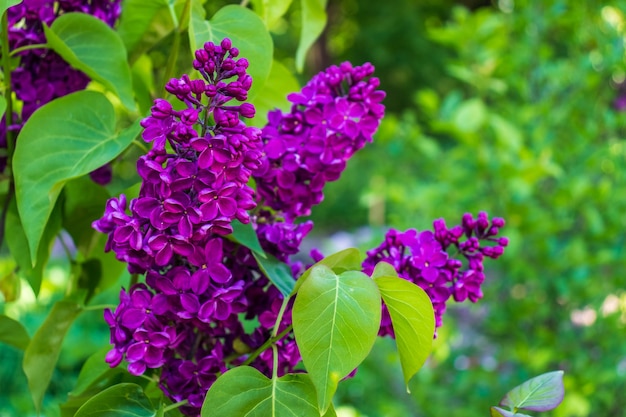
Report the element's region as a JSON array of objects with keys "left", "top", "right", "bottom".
[
  {"left": 292, "top": 247, "right": 362, "bottom": 296},
  {"left": 253, "top": 251, "right": 295, "bottom": 297},
  {"left": 500, "top": 370, "right": 565, "bottom": 412},
  {"left": 452, "top": 98, "right": 486, "bottom": 133},
  {"left": 0, "top": 95, "right": 6, "bottom": 117},
  {"left": 202, "top": 366, "right": 337, "bottom": 417},
  {"left": 0, "top": 0, "right": 21, "bottom": 16},
  {"left": 0, "top": 314, "right": 30, "bottom": 350},
  {"left": 13, "top": 91, "right": 141, "bottom": 262},
  {"left": 74, "top": 383, "right": 156, "bottom": 417},
  {"left": 44, "top": 13, "right": 135, "bottom": 110},
  {"left": 248, "top": 59, "right": 300, "bottom": 127},
  {"left": 250, "top": 0, "right": 293, "bottom": 29},
  {"left": 23, "top": 300, "right": 82, "bottom": 413},
  {"left": 292, "top": 265, "right": 380, "bottom": 413},
  {"left": 373, "top": 262, "right": 434, "bottom": 391},
  {"left": 188, "top": 3, "right": 273, "bottom": 100},
  {"left": 295, "top": 0, "right": 327, "bottom": 72}
]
